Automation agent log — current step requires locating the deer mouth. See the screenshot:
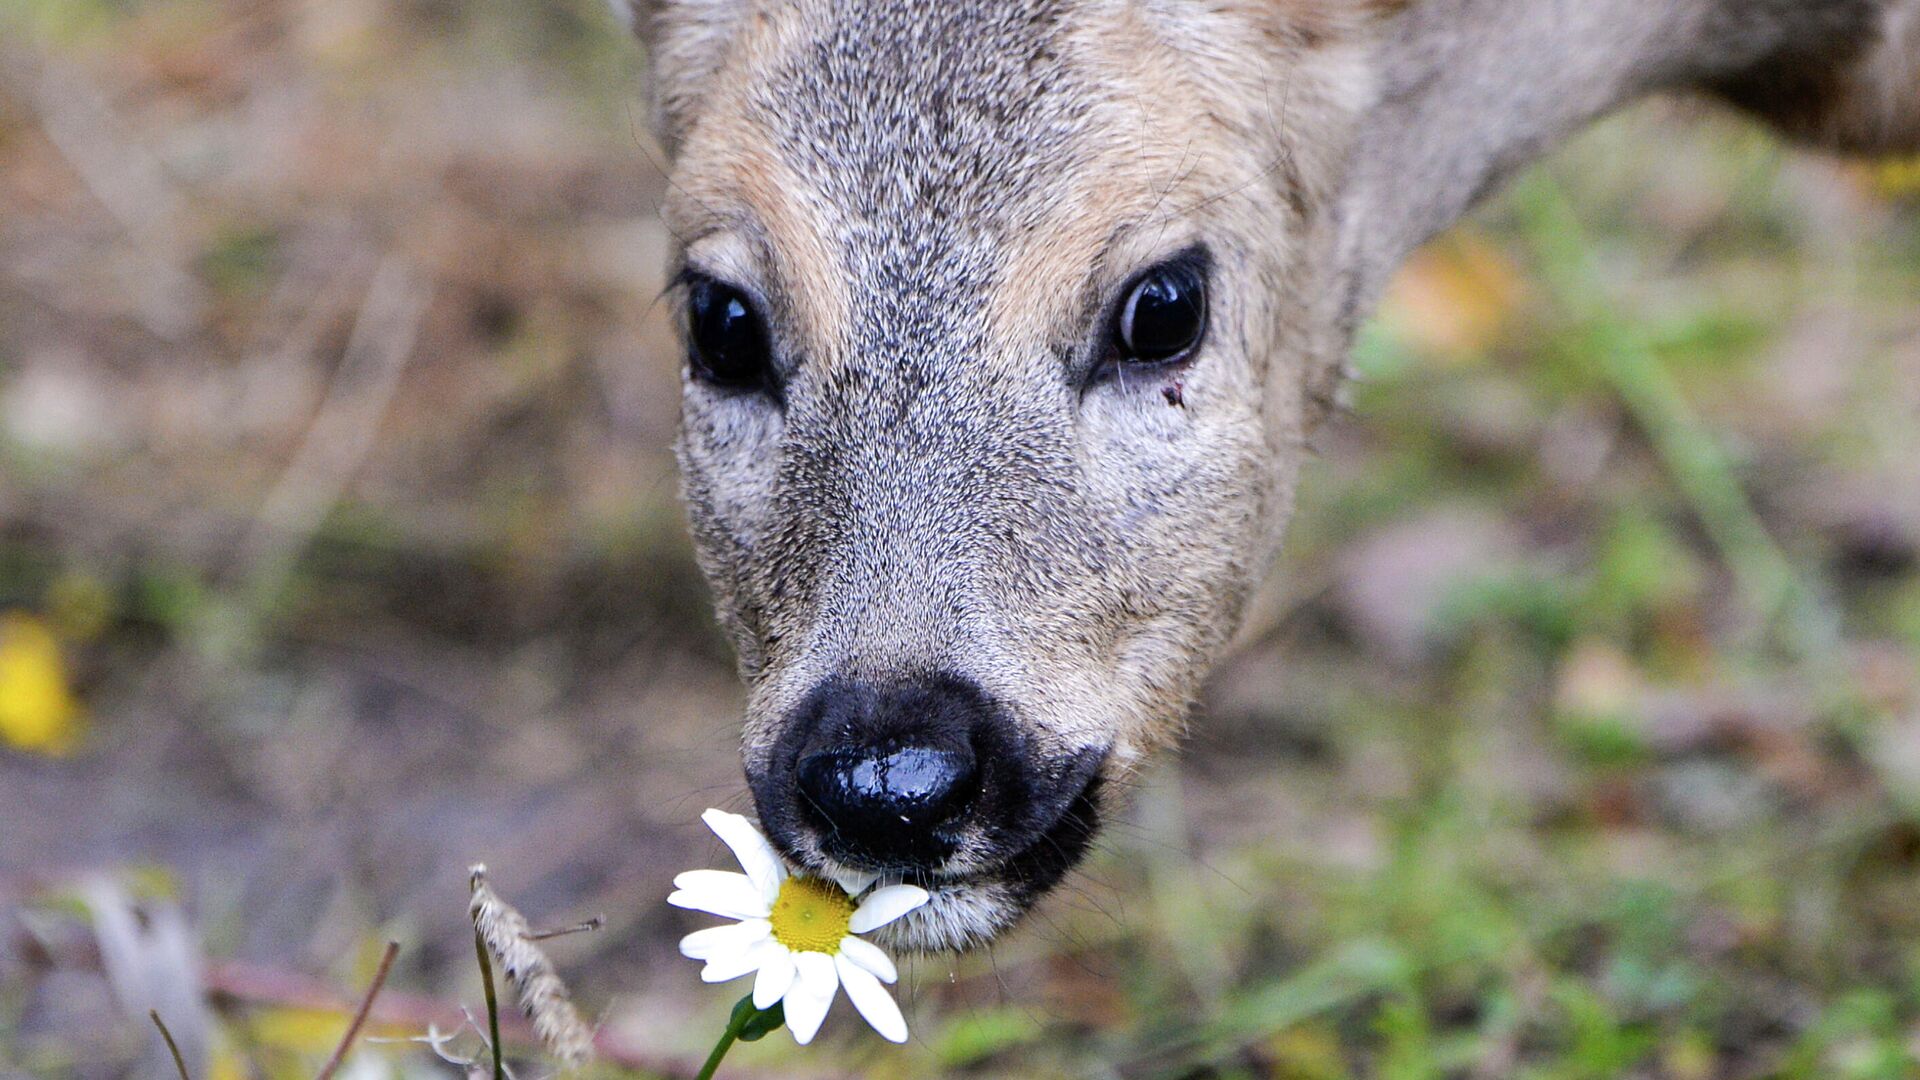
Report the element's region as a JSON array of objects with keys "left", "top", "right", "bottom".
[
  {"left": 750, "top": 675, "right": 1112, "bottom": 950},
  {"left": 870, "top": 765, "right": 1107, "bottom": 954}
]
